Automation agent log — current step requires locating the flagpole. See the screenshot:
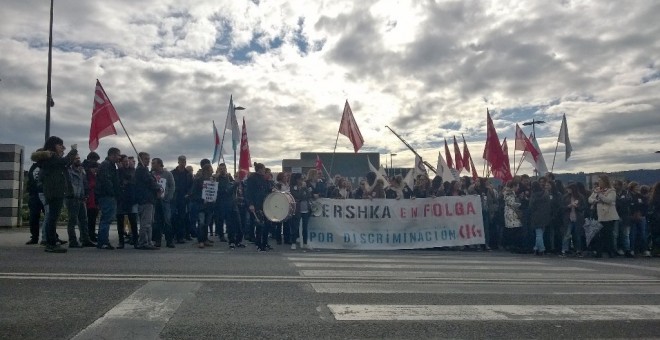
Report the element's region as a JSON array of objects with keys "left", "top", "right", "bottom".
[
  {"left": 328, "top": 130, "right": 340, "bottom": 177},
  {"left": 515, "top": 152, "right": 527, "bottom": 175},
  {"left": 96, "top": 80, "right": 142, "bottom": 165},
  {"left": 45, "top": 0, "right": 54, "bottom": 142},
  {"left": 116, "top": 118, "right": 141, "bottom": 165},
  {"left": 551, "top": 139, "right": 560, "bottom": 172},
  {"left": 219, "top": 96, "right": 231, "bottom": 167}
]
